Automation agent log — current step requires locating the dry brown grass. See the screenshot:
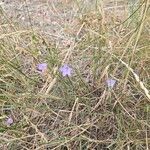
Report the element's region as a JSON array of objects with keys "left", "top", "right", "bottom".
[{"left": 0, "top": 0, "right": 149, "bottom": 149}]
